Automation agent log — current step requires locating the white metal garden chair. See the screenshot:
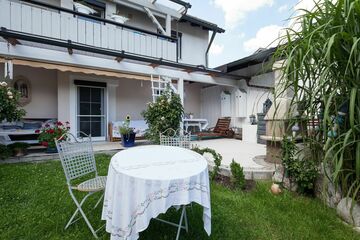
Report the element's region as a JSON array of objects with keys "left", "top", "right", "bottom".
[
  {"left": 160, "top": 128, "right": 191, "bottom": 149},
  {"left": 55, "top": 132, "right": 106, "bottom": 239},
  {"left": 159, "top": 128, "right": 192, "bottom": 239}
]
